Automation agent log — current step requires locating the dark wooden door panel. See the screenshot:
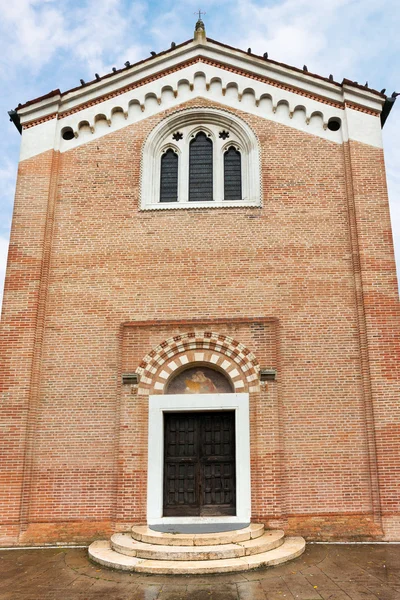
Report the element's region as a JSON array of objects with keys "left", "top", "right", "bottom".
[
  {"left": 164, "top": 462, "right": 199, "bottom": 515},
  {"left": 202, "top": 413, "right": 235, "bottom": 458},
  {"left": 163, "top": 411, "right": 236, "bottom": 517},
  {"left": 201, "top": 412, "right": 236, "bottom": 515},
  {"left": 165, "top": 416, "right": 197, "bottom": 458},
  {"left": 163, "top": 414, "right": 200, "bottom": 515},
  {"left": 202, "top": 462, "right": 236, "bottom": 515}
]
